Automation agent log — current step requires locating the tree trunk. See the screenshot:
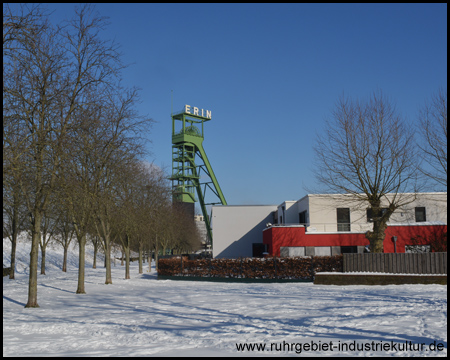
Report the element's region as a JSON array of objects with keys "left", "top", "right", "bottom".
[
  {"left": 93, "top": 240, "right": 98, "bottom": 269},
  {"left": 125, "top": 245, "right": 130, "bottom": 279},
  {"left": 76, "top": 234, "right": 86, "bottom": 294},
  {"left": 9, "top": 203, "right": 19, "bottom": 280},
  {"left": 25, "top": 212, "right": 42, "bottom": 308},
  {"left": 370, "top": 220, "right": 388, "bottom": 253},
  {"left": 148, "top": 250, "right": 152, "bottom": 273},
  {"left": 366, "top": 202, "right": 395, "bottom": 253},
  {"left": 40, "top": 243, "right": 46, "bottom": 275},
  {"left": 104, "top": 240, "right": 112, "bottom": 284},
  {"left": 155, "top": 241, "right": 159, "bottom": 273},
  {"left": 138, "top": 245, "right": 143, "bottom": 274},
  {"left": 63, "top": 244, "right": 68, "bottom": 272},
  {"left": 9, "top": 233, "right": 17, "bottom": 280}
]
